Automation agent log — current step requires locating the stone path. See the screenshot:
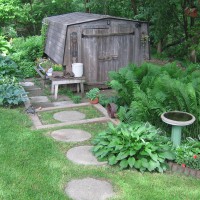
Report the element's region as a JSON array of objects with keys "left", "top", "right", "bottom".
[
  {"left": 53, "top": 111, "right": 86, "bottom": 122},
  {"left": 65, "top": 178, "right": 114, "bottom": 200},
  {"left": 66, "top": 145, "right": 107, "bottom": 166},
  {"left": 22, "top": 80, "right": 115, "bottom": 200},
  {"left": 51, "top": 129, "right": 91, "bottom": 142}
]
